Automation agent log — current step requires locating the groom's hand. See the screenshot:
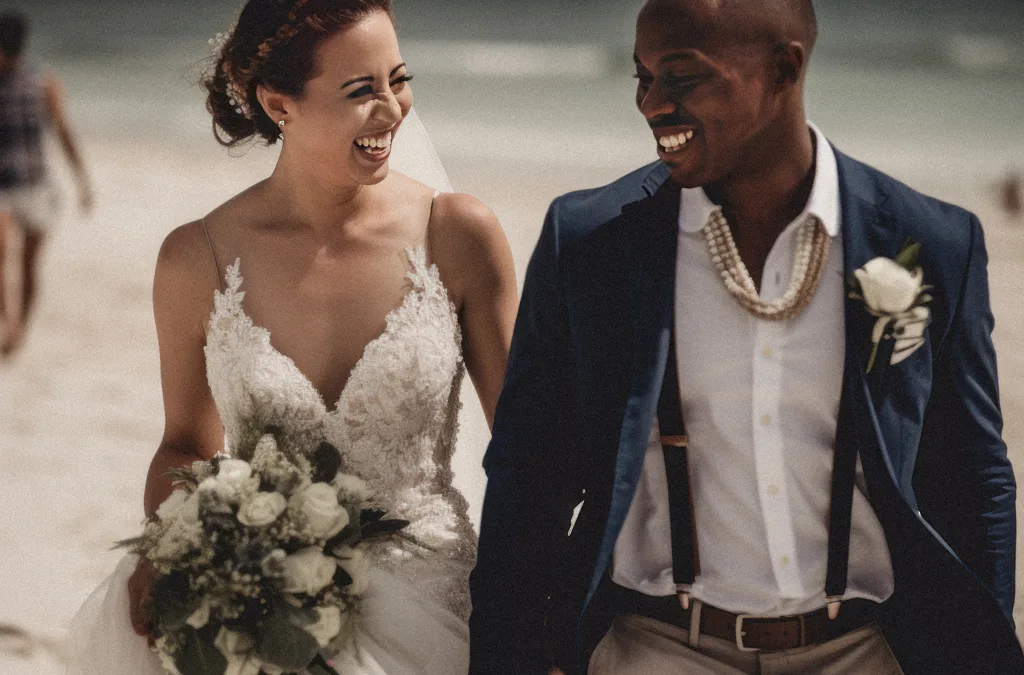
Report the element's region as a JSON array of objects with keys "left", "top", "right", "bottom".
[
  {"left": 549, "top": 668, "right": 567, "bottom": 675},
  {"left": 128, "top": 557, "right": 157, "bottom": 643}
]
